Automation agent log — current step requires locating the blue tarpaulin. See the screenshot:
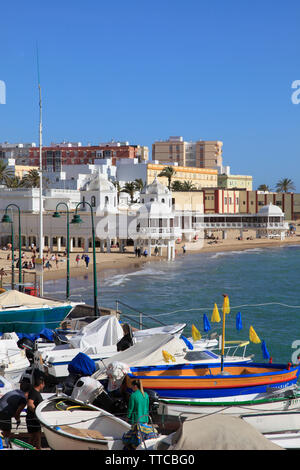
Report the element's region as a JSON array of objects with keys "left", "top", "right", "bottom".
[{"left": 68, "top": 352, "right": 96, "bottom": 376}]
